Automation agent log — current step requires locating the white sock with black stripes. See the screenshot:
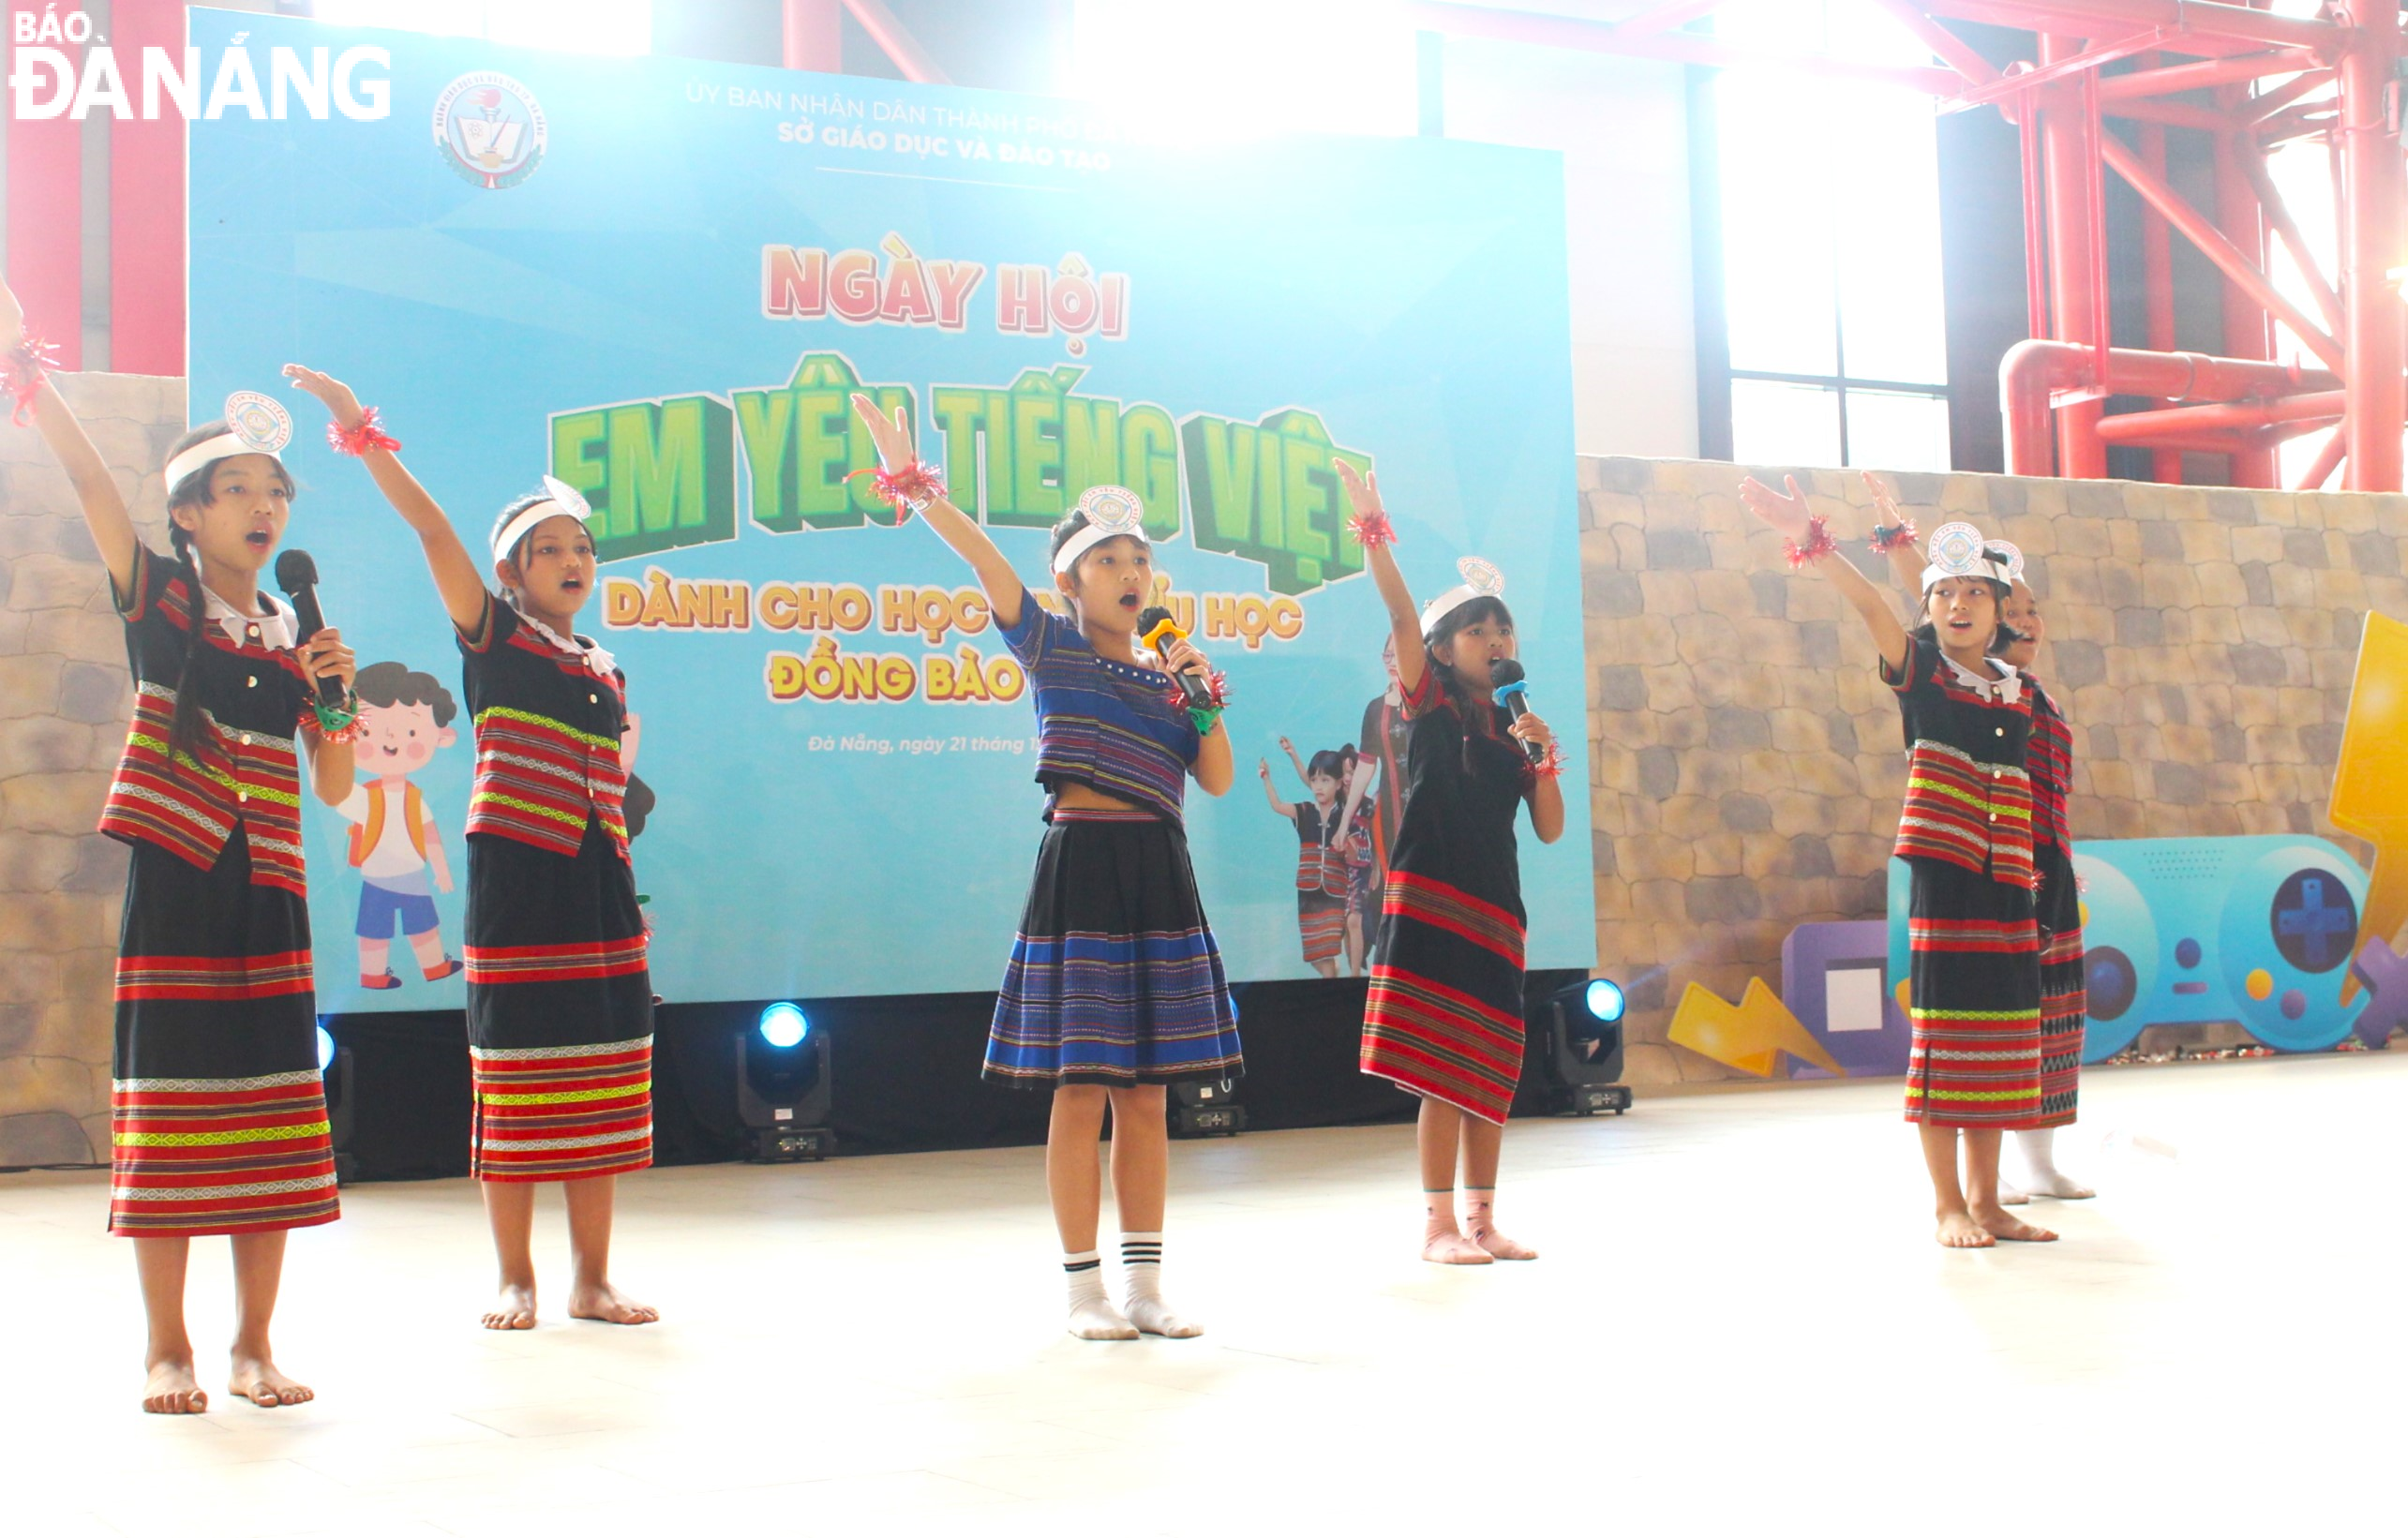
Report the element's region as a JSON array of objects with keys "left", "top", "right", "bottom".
[
  {"left": 1119, "top": 1232, "right": 1202, "bottom": 1338},
  {"left": 1065, "top": 1250, "right": 1138, "bottom": 1340}
]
